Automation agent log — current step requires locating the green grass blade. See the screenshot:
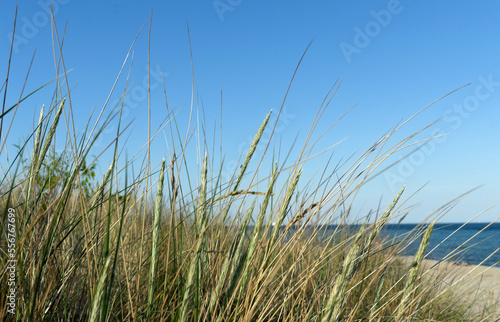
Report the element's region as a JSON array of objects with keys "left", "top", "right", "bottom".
[
  {"left": 148, "top": 158, "right": 166, "bottom": 311},
  {"left": 89, "top": 256, "right": 112, "bottom": 322},
  {"left": 396, "top": 221, "right": 435, "bottom": 320},
  {"left": 179, "top": 154, "right": 208, "bottom": 321},
  {"left": 222, "top": 110, "right": 272, "bottom": 223}
]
